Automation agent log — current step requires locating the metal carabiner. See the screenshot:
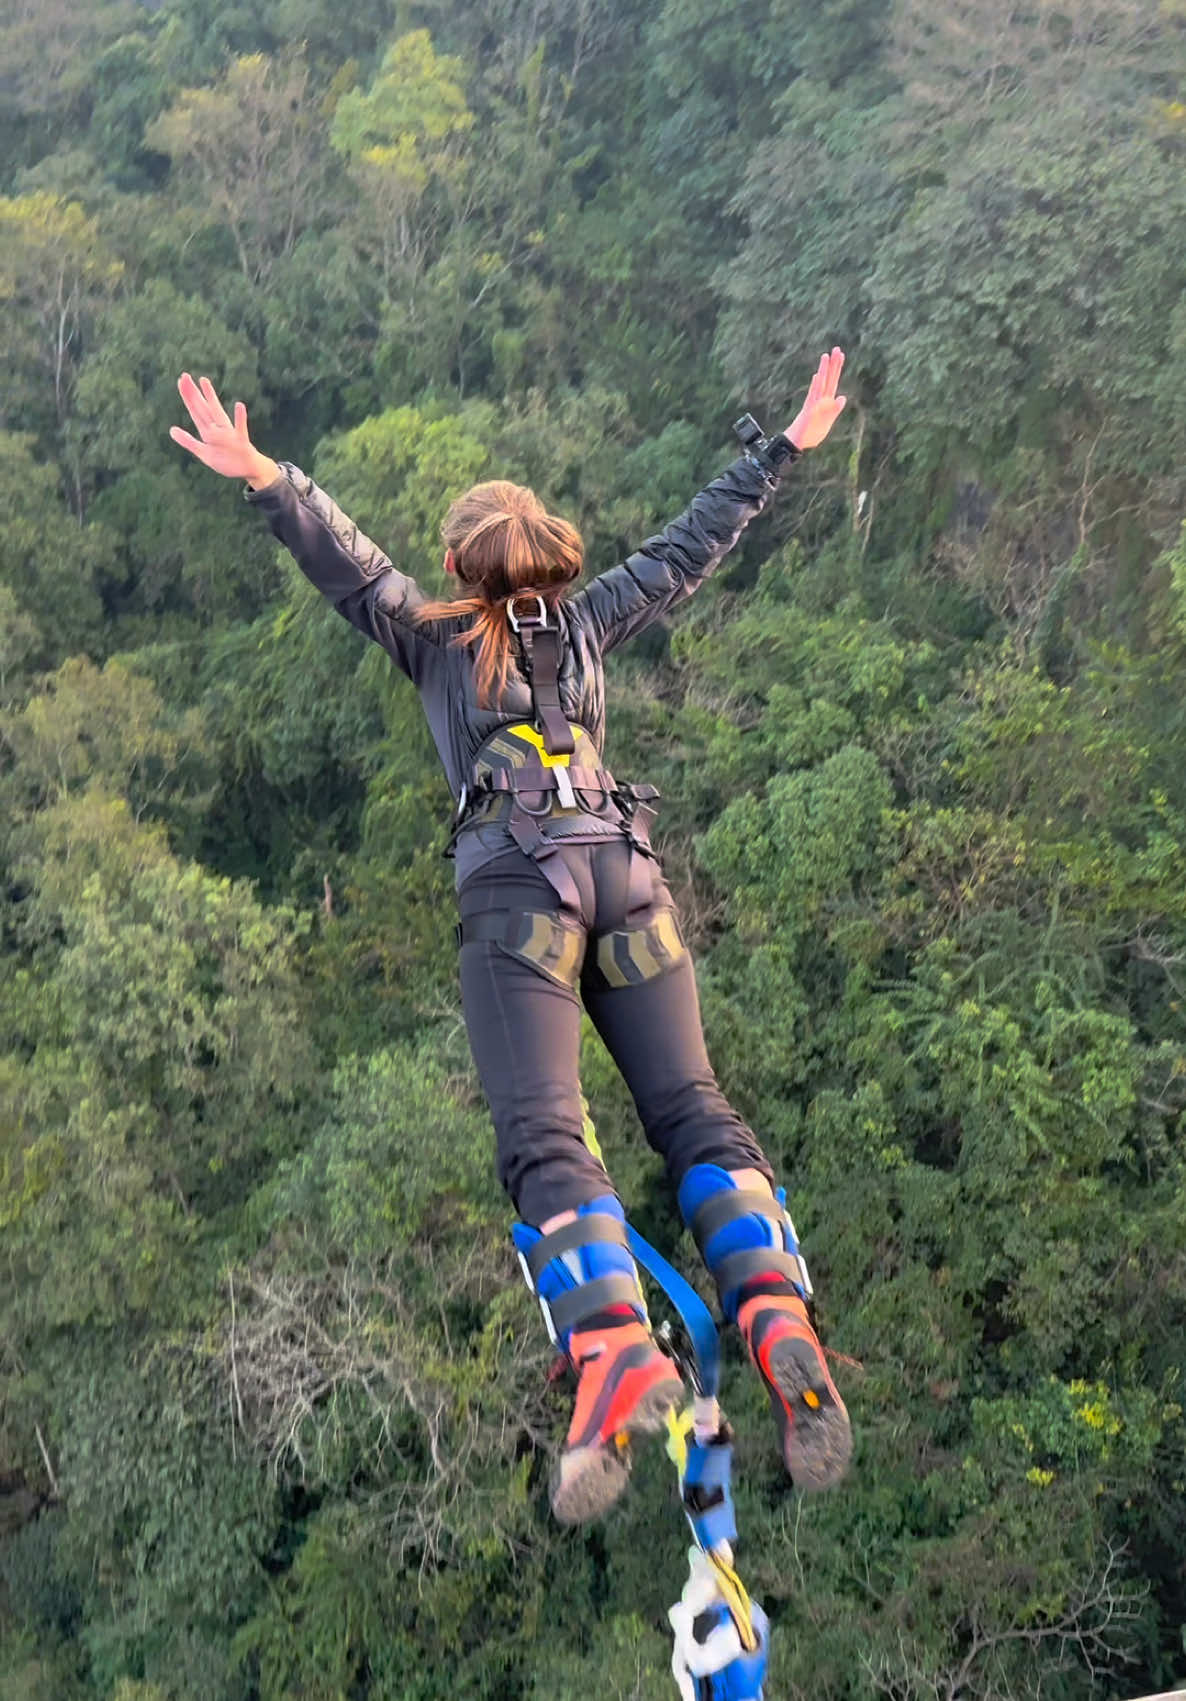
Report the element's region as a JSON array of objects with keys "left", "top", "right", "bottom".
[{"left": 506, "top": 594, "right": 550, "bottom": 632}]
